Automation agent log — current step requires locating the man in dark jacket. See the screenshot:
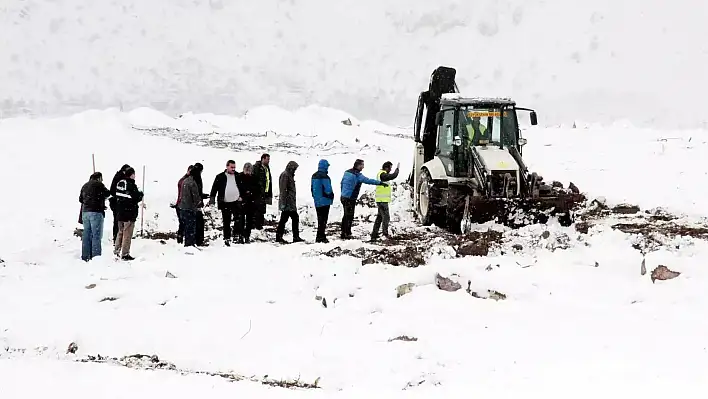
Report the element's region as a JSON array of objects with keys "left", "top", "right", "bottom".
[
  {"left": 339, "top": 159, "right": 384, "bottom": 239},
  {"left": 252, "top": 153, "right": 272, "bottom": 229},
  {"left": 174, "top": 165, "right": 192, "bottom": 244},
  {"left": 275, "top": 161, "right": 303, "bottom": 244},
  {"left": 191, "top": 162, "right": 209, "bottom": 246},
  {"left": 236, "top": 162, "right": 259, "bottom": 243},
  {"left": 311, "top": 159, "right": 335, "bottom": 243},
  {"left": 109, "top": 164, "right": 131, "bottom": 241},
  {"left": 79, "top": 172, "right": 111, "bottom": 261},
  {"left": 179, "top": 167, "right": 204, "bottom": 247},
  {"left": 113, "top": 167, "right": 144, "bottom": 260},
  {"left": 371, "top": 161, "right": 400, "bottom": 241},
  {"left": 209, "top": 160, "right": 243, "bottom": 246}
]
